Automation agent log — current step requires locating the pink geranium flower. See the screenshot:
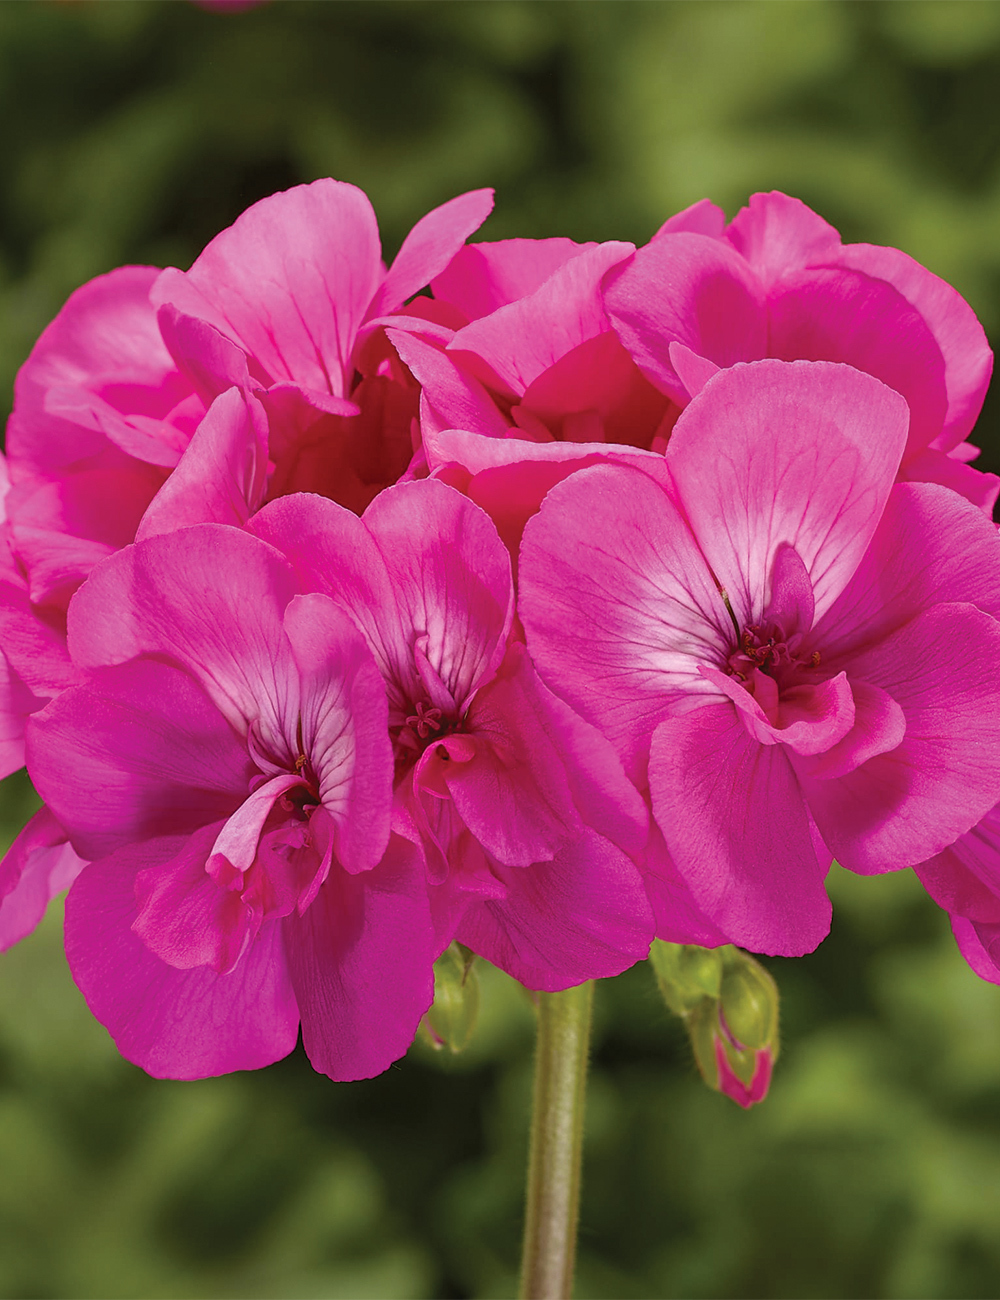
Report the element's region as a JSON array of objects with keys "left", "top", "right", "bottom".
[
  {"left": 26, "top": 524, "right": 434, "bottom": 1081},
  {"left": 394, "top": 237, "right": 676, "bottom": 452},
  {"left": 4, "top": 180, "right": 494, "bottom": 615},
  {"left": 519, "top": 359, "right": 1000, "bottom": 956},
  {"left": 250, "top": 479, "right": 656, "bottom": 990},
  {"left": 604, "top": 191, "right": 998, "bottom": 512}
]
